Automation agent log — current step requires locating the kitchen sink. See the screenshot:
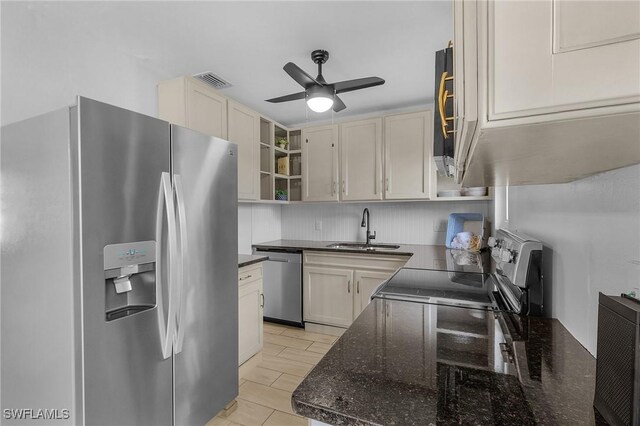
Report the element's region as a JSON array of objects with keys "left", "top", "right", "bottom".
[{"left": 326, "top": 243, "right": 401, "bottom": 251}]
